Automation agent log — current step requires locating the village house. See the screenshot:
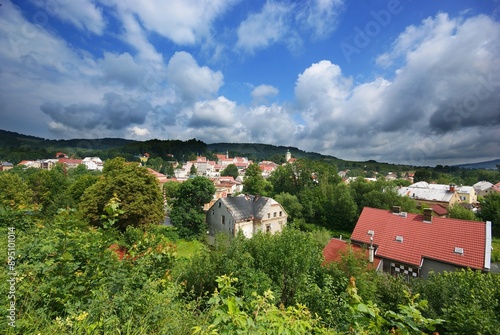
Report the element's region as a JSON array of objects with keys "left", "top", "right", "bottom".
[
  {"left": 341, "top": 207, "right": 492, "bottom": 278},
  {"left": 397, "top": 182, "right": 461, "bottom": 208},
  {"left": 0, "top": 161, "right": 14, "bottom": 171},
  {"left": 206, "top": 195, "right": 287, "bottom": 238},
  {"left": 473, "top": 181, "right": 500, "bottom": 197}
]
